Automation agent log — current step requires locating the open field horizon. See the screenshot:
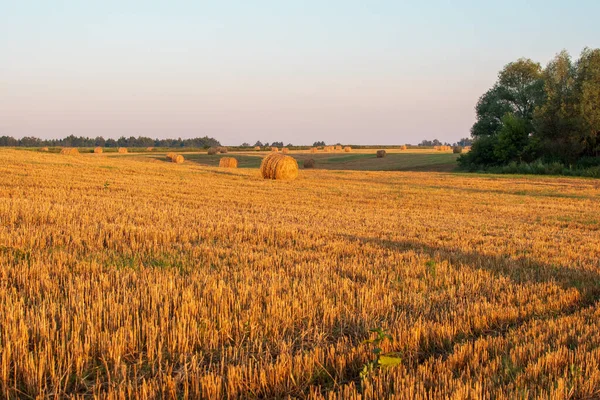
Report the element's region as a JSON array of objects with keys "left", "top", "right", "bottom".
[{"left": 1, "top": 149, "right": 599, "bottom": 398}]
